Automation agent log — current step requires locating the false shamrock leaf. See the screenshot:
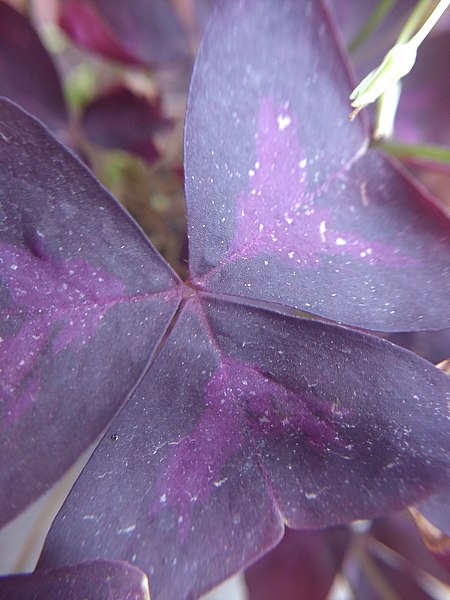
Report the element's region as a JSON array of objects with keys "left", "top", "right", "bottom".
[
  {"left": 244, "top": 525, "right": 351, "bottom": 600},
  {"left": 0, "top": 1, "right": 68, "bottom": 133},
  {"left": 80, "top": 85, "right": 171, "bottom": 163},
  {"left": 37, "top": 297, "right": 450, "bottom": 598},
  {"left": 59, "top": 0, "right": 190, "bottom": 67},
  {"left": 0, "top": 560, "right": 150, "bottom": 600},
  {"left": 185, "top": 1, "right": 450, "bottom": 331},
  {"left": 0, "top": 1, "right": 171, "bottom": 165},
  {"left": 0, "top": 0, "right": 449, "bottom": 599},
  {"left": 396, "top": 30, "right": 450, "bottom": 146},
  {"left": 0, "top": 100, "right": 182, "bottom": 524}
]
